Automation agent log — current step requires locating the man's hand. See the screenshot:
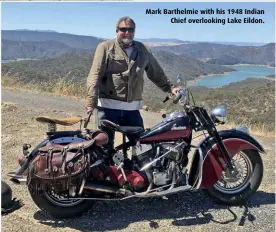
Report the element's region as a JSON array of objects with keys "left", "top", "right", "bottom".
[
  {"left": 85, "top": 106, "right": 94, "bottom": 115},
  {"left": 171, "top": 87, "right": 182, "bottom": 96}
]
